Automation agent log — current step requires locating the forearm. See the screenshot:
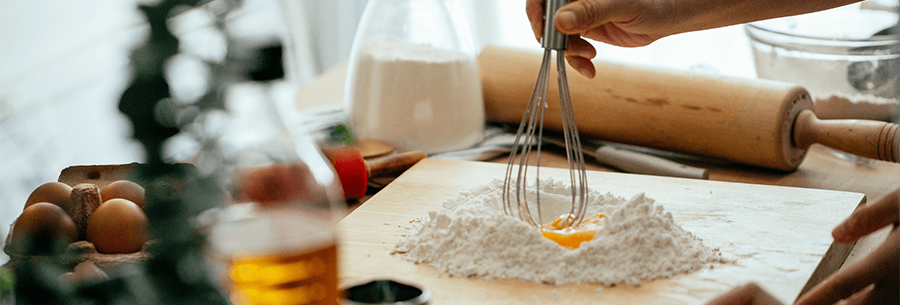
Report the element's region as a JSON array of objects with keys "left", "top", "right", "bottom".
[{"left": 669, "top": 0, "right": 863, "bottom": 35}]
